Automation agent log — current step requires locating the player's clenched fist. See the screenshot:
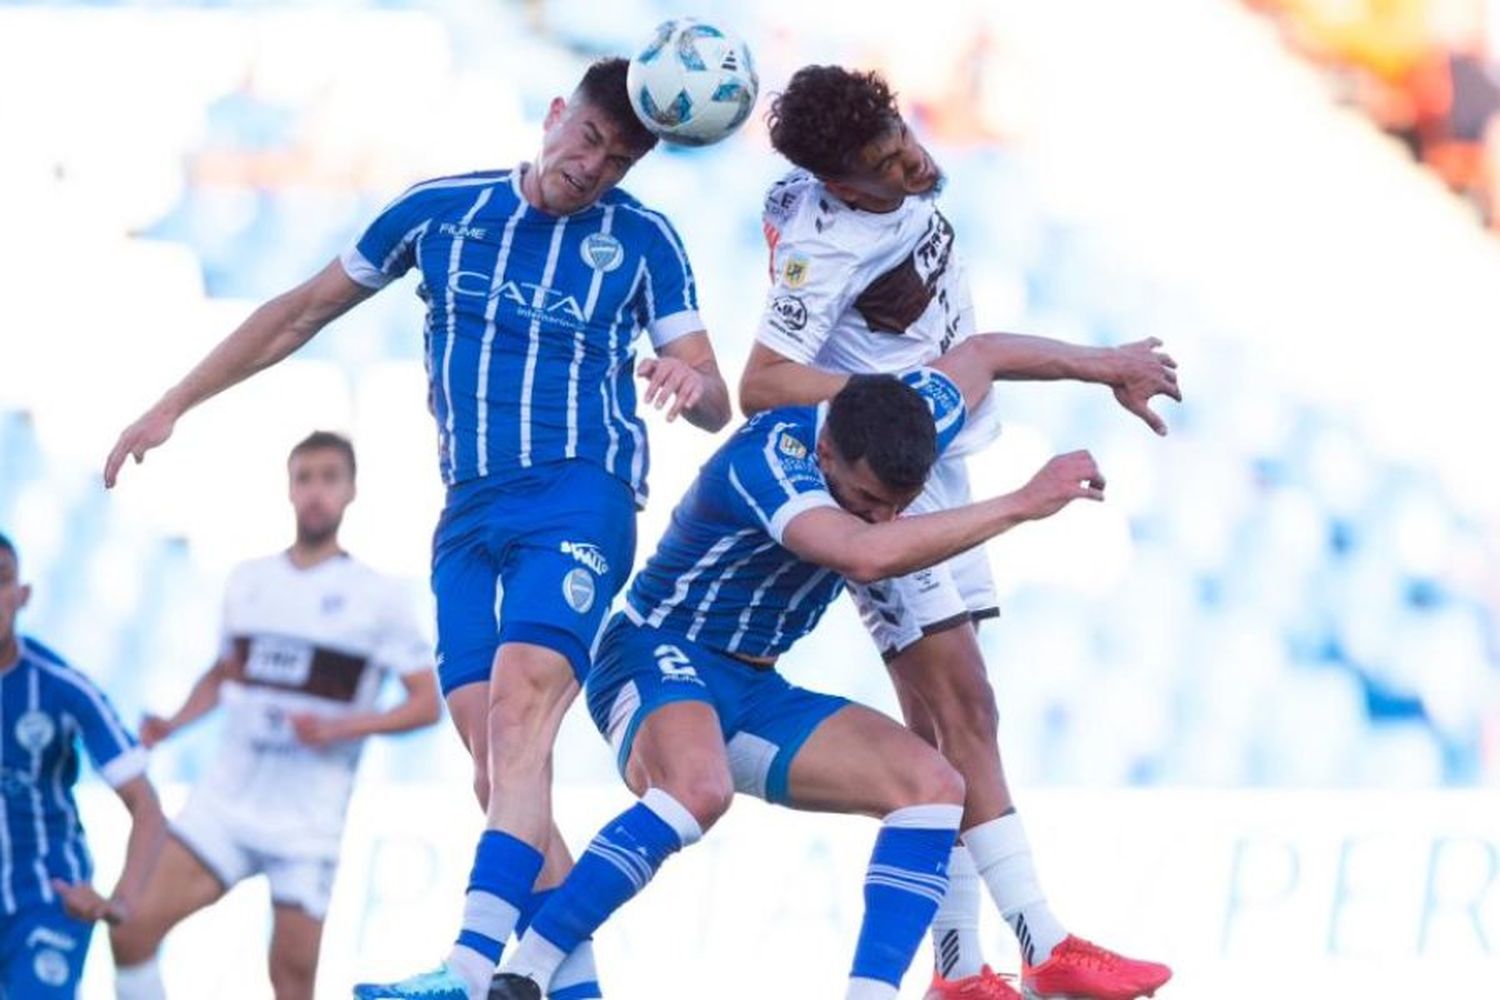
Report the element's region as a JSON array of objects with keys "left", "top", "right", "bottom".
[{"left": 1018, "top": 450, "right": 1106, "bottom": 520}]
